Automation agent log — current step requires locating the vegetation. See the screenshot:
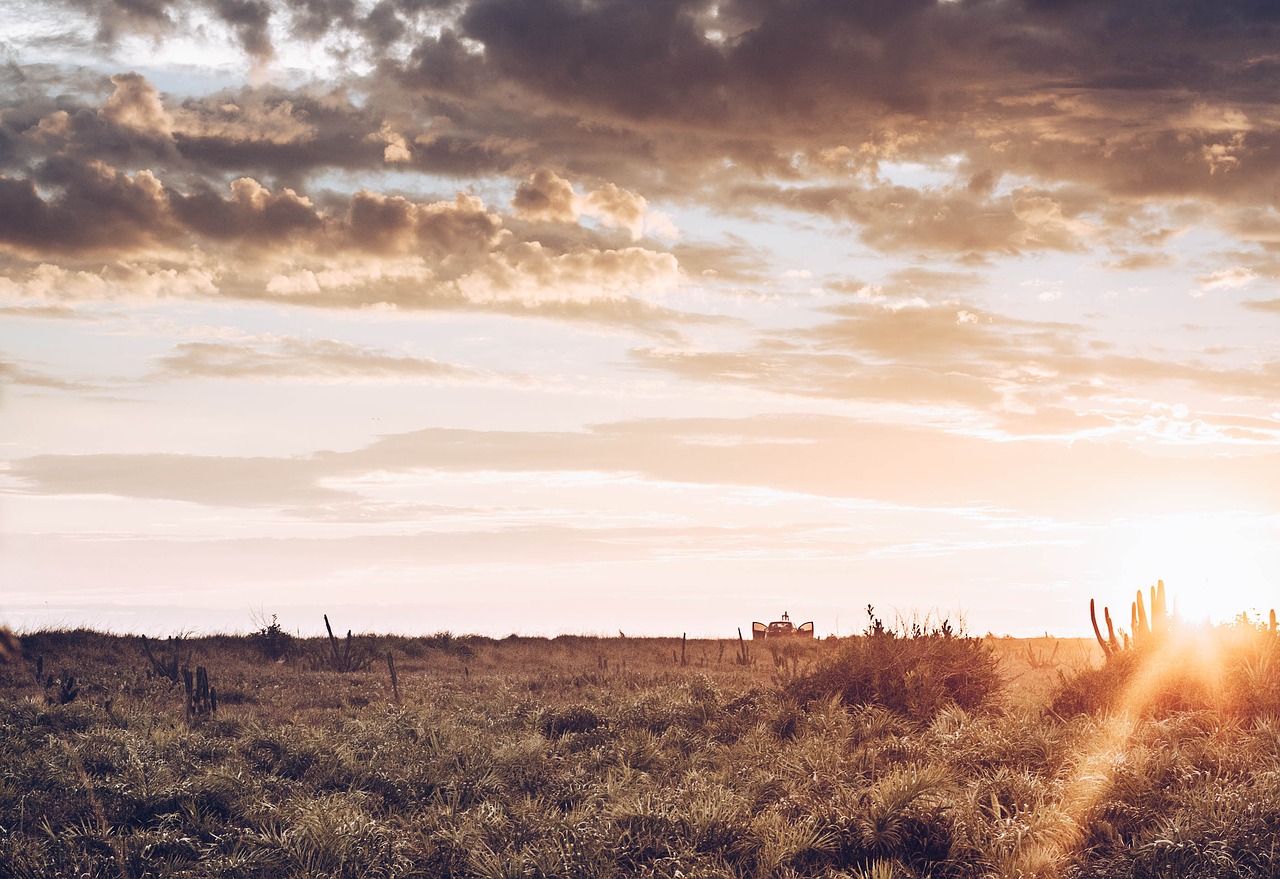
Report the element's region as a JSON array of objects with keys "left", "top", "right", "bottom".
[
  {"left": 0, "top": 612, "right": 1277, "bottom": 878},
  {"left": 783, "top": 609, "right": 1001, "bottom": 722}
]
